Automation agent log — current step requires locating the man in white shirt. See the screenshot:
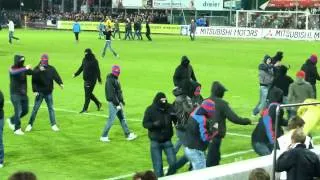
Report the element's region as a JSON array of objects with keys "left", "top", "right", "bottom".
[{"left": 8, "top": 20, "right": 19, "bottom": 44}]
